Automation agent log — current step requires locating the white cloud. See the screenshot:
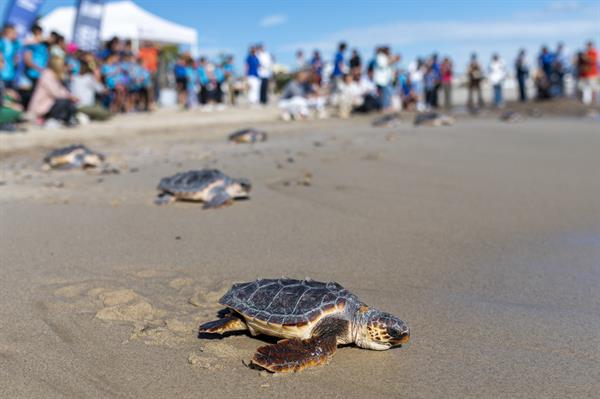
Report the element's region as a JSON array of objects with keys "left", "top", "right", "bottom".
[{"left": 259, "top": 14, "right": 288, "bottom": 28}]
